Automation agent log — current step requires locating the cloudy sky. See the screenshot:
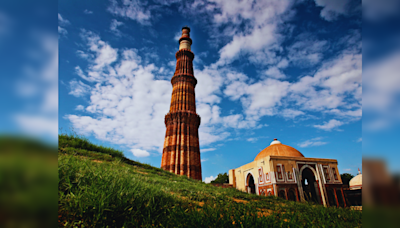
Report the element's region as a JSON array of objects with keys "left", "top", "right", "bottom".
[
  {"left": 58, "top": 0, "right": 363, "bottom": 181},
  {"left": 0, "top": 0, "right": 58, "bottom": 143},
  {"left": 362, "top": 0, "right": 400, "bottom": 174}
]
